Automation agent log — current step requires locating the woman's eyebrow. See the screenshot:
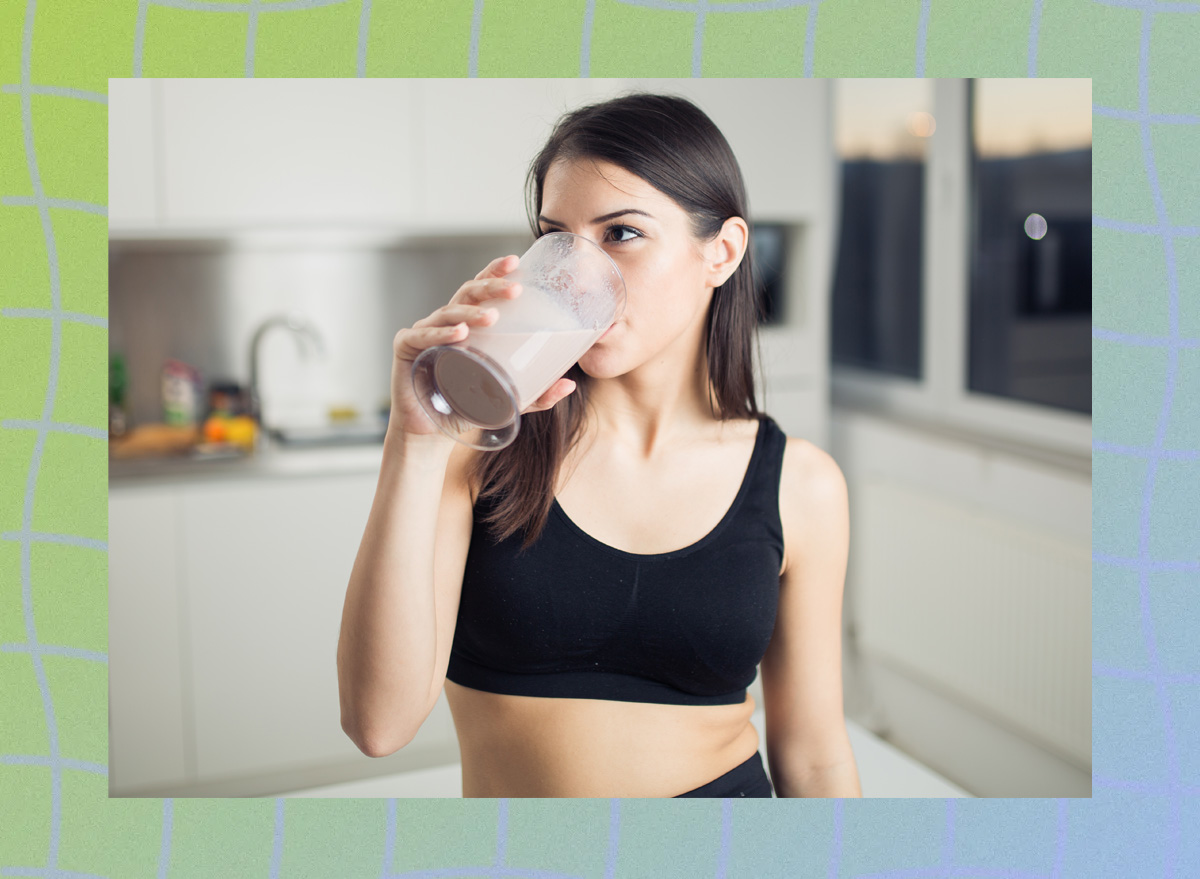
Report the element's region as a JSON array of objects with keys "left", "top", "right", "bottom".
[{"left": 538, "top": 209, "right": 655, "bottom": 227}]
